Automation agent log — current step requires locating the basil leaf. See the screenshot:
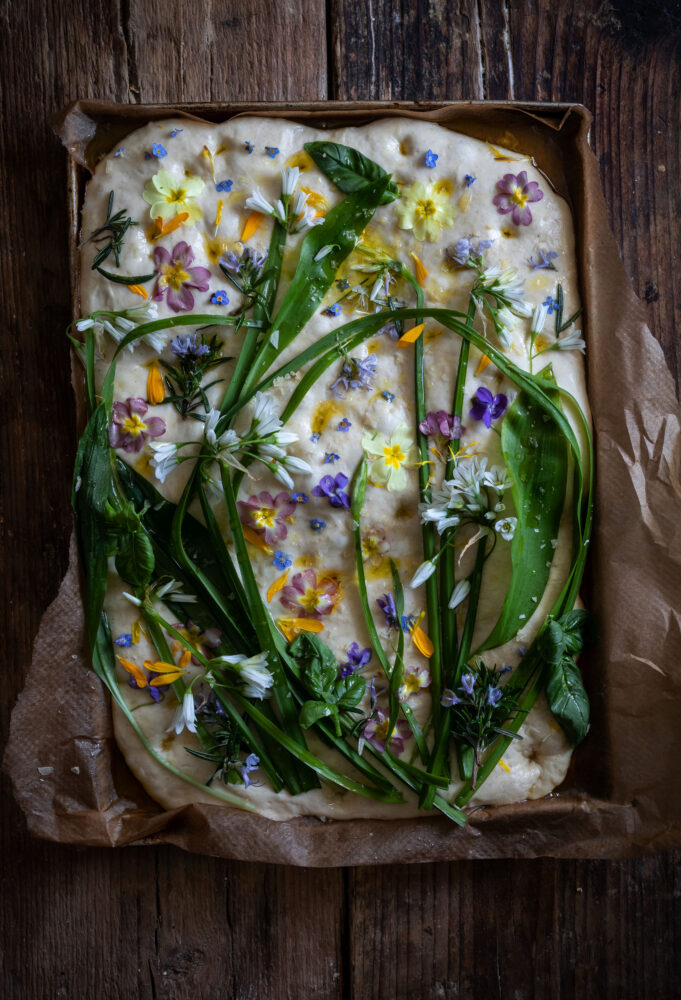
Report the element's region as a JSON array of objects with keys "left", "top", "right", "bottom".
[
  {"left": 299, "top": 700, "right": 338, "bottom": 730},
  {"left": 546, "top": 658, "right": 590, "bottom": 746},
  {"left": 559, "top": 609, "right": 597, "bottom": 653},
  {"left": 537, "top": 620, "right": 568, "bottom": 666},
  {"left": 304, "top": 141, "right": 399, "bottom": 204},
  {"left": 480, "top": 373, "right": 568, "bottom": 650},
  {"left": 115, "top": 527, "right": 155, "bottom": 587},
  {"left": 288, "top": 633, "right": 338, "bottom": 697},
  {"left": 335, "top": 674, "right": 366, "bottom": 711}
]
